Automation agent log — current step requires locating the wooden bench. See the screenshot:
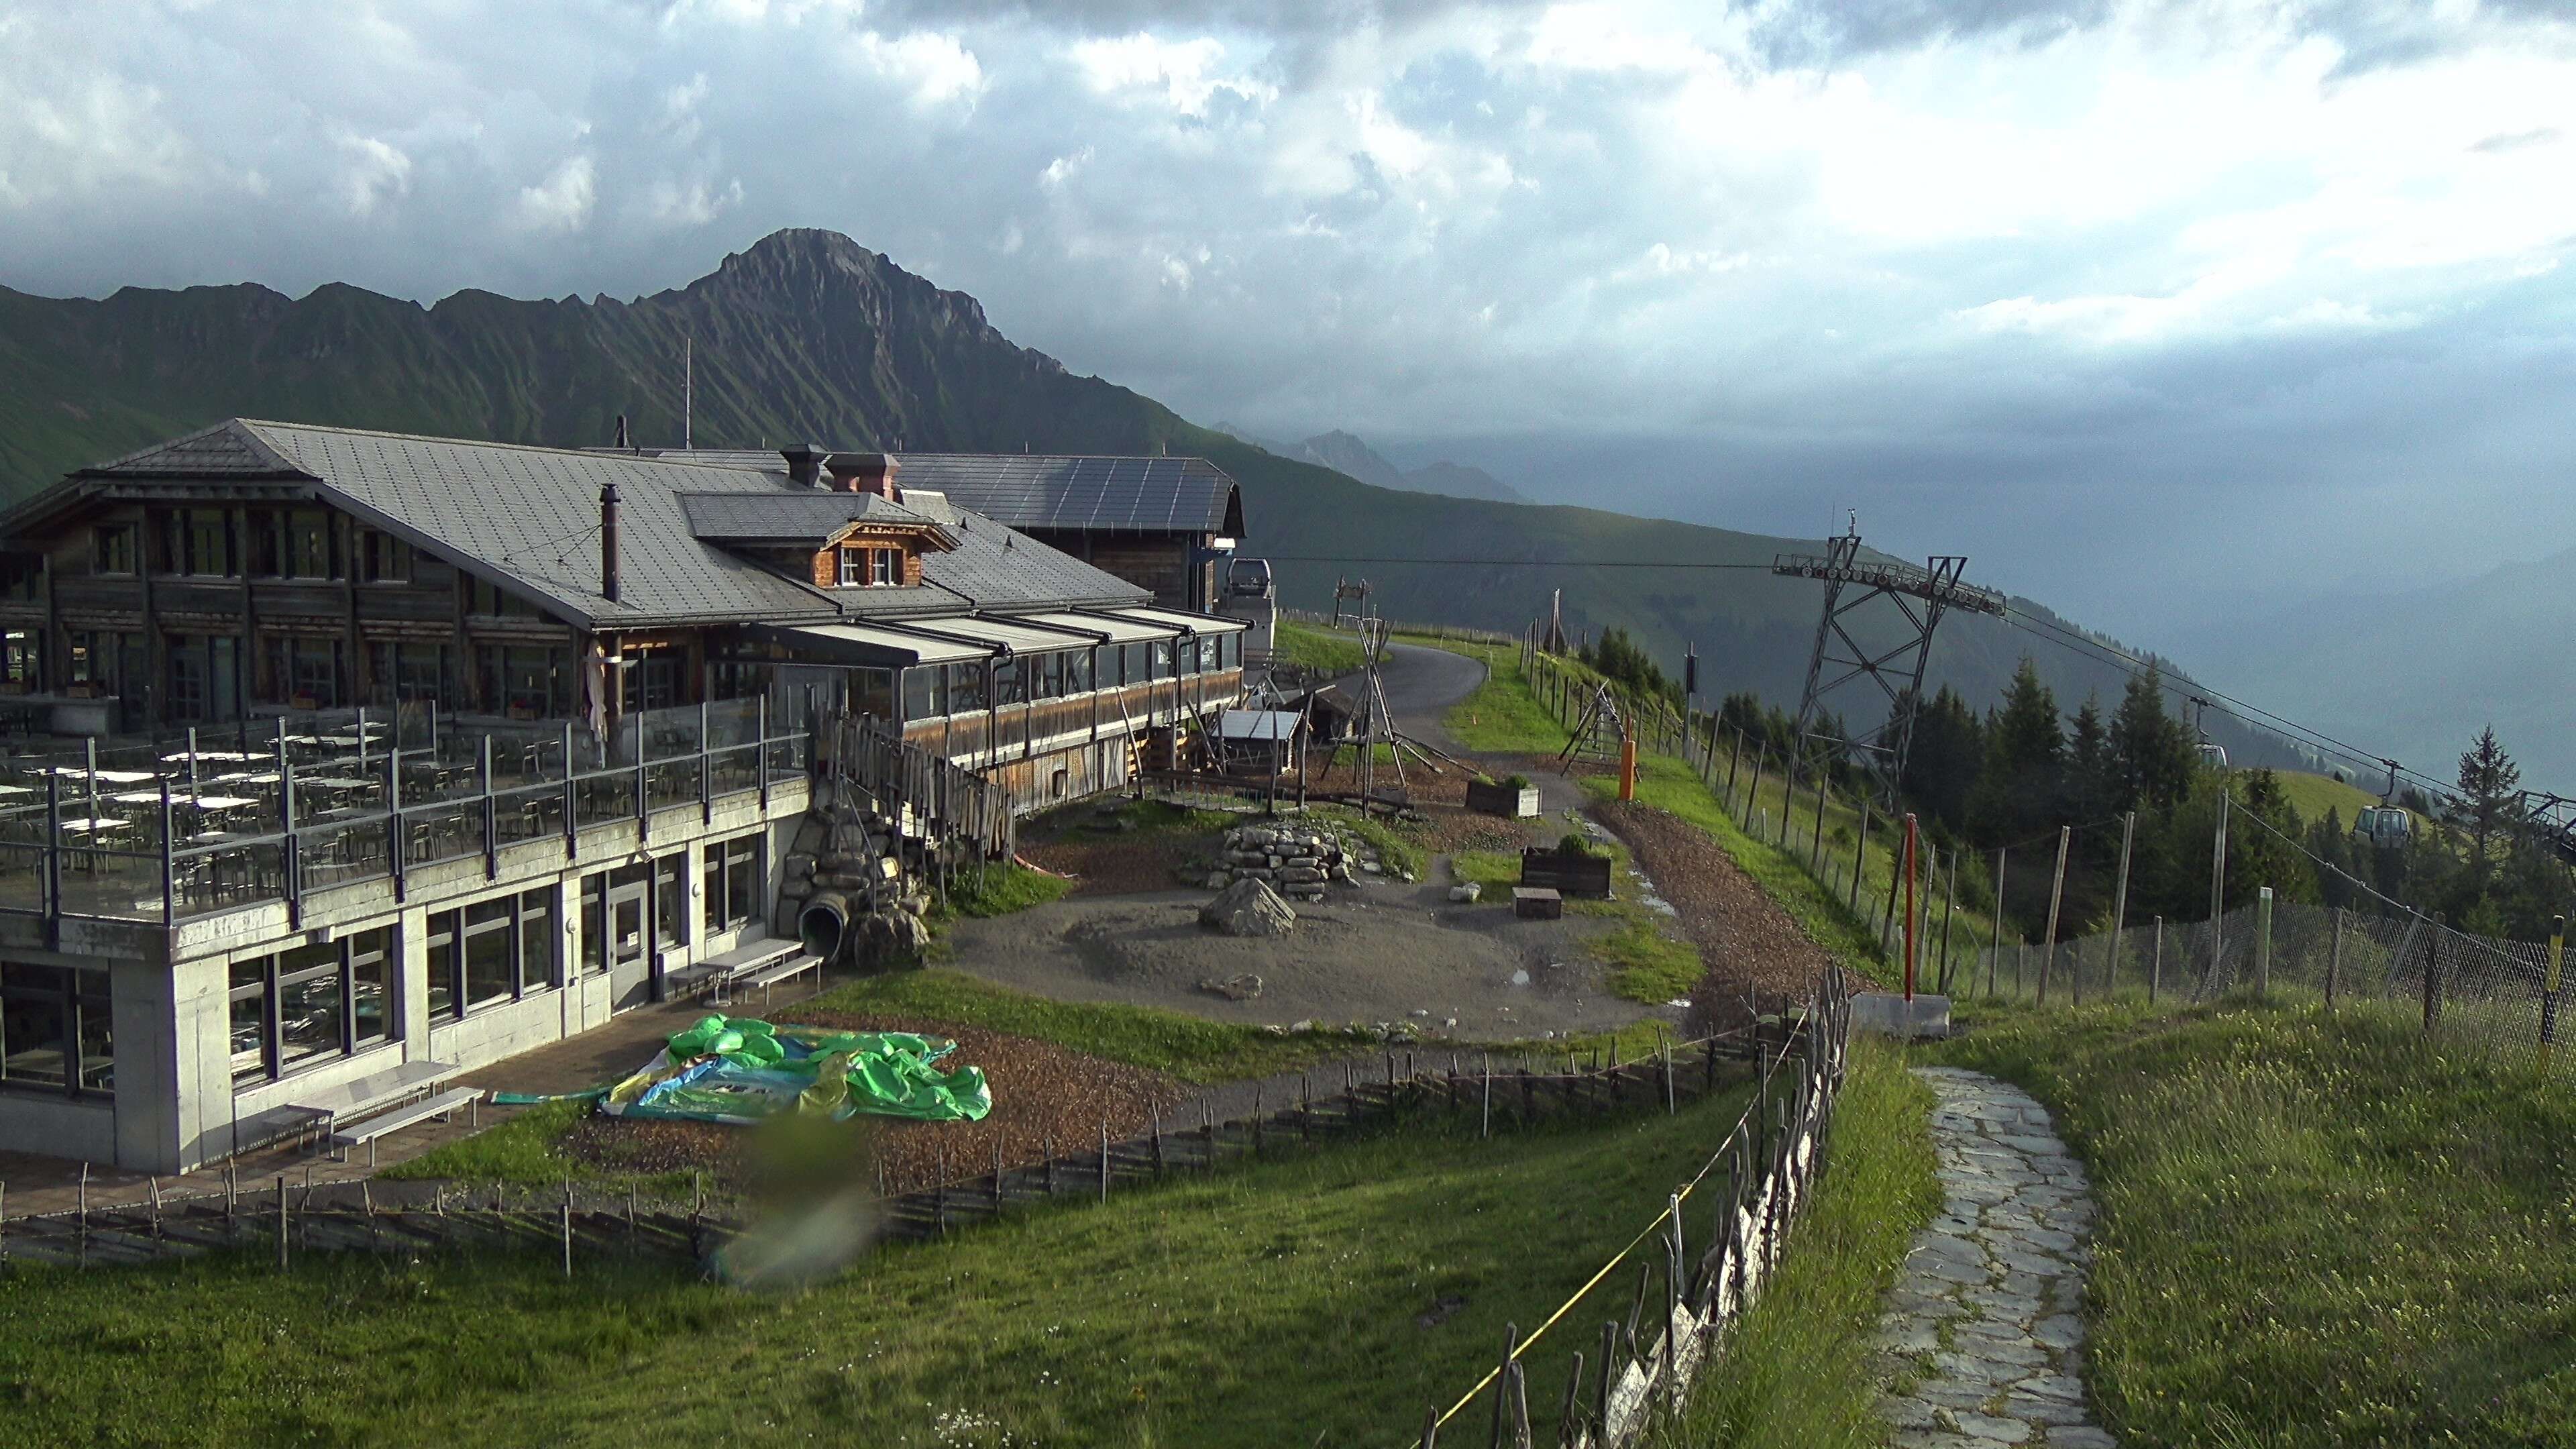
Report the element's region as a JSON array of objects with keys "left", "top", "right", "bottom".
[
  {"left": 325, "top": 1087, "right": 486, "bottom": 1167},
  {"left": 741, "top": 952, "right": 825, "bottom": 1007}
]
